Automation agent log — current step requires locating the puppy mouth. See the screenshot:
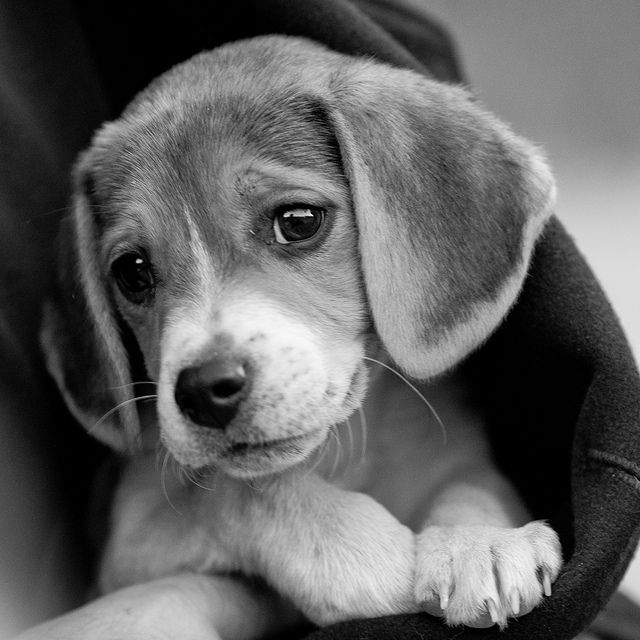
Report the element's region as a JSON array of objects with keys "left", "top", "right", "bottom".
[
  {"left": 223, "top": 434, "right": 313, "bottom": 457},
  {"left": 212, "top": 428, "right": 329, "bottom": 478}
]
